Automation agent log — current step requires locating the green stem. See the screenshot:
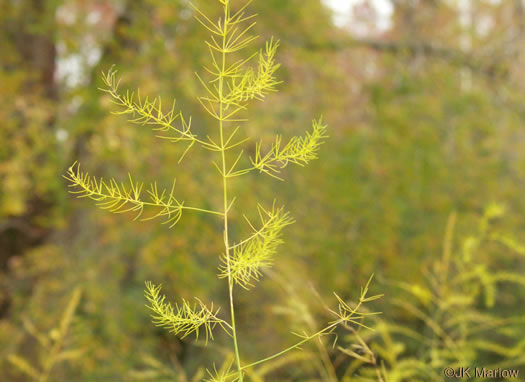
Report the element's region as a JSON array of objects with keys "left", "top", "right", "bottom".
[
  {"left": 221, "top": 137, "right": 243, "bottom": 380},
  {"left": 70, "top": 181, "right": 223, "bottom": 217},
  {"left": 241, "top": 321, "right": 340, "bottom": 371},
  {"left": 219, "top": 3, "right": 243, "bottom": 380},
  {"left": 181, "top": 206, "right": 224, "bottom": 216}
]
